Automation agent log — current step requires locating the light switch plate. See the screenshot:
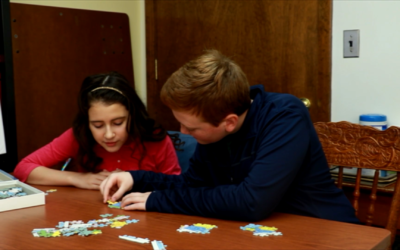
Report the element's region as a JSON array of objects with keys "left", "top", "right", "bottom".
[{"left": 343, "top": 30, "right": 360, "bottom": 58}]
